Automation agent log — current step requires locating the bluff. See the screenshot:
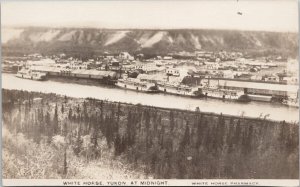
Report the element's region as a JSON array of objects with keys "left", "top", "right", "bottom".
[{"left": 2, "top": 27, "right": 298, "bottom": 58}]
